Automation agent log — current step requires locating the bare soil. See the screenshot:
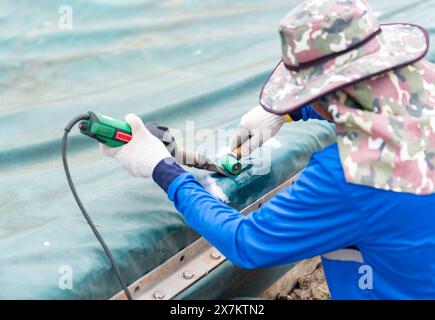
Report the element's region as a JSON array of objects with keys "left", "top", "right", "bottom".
[{"left": 281, "top": 263, "right": 330, "bottom": 300}]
